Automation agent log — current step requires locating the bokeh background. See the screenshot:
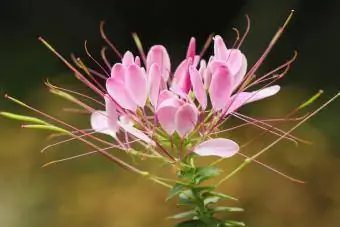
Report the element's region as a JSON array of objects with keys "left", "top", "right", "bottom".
[{"left": 0, "top": 0, "right": 339, "bottom": 226}]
